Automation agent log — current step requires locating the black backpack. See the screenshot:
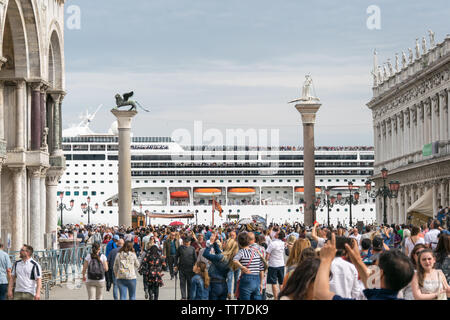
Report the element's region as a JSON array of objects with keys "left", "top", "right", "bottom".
[{"left": 87, "top": 254, "right": 104, "bottom": 280}]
